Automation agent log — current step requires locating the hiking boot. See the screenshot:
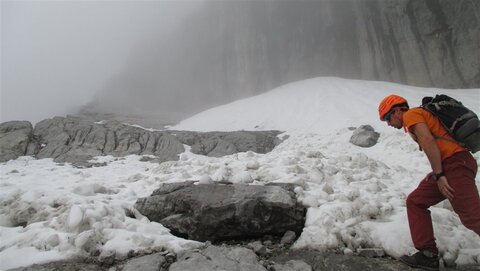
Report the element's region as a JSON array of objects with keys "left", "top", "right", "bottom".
[{"left": 399, "top": 251, "right": 439, "bottom": 271}]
